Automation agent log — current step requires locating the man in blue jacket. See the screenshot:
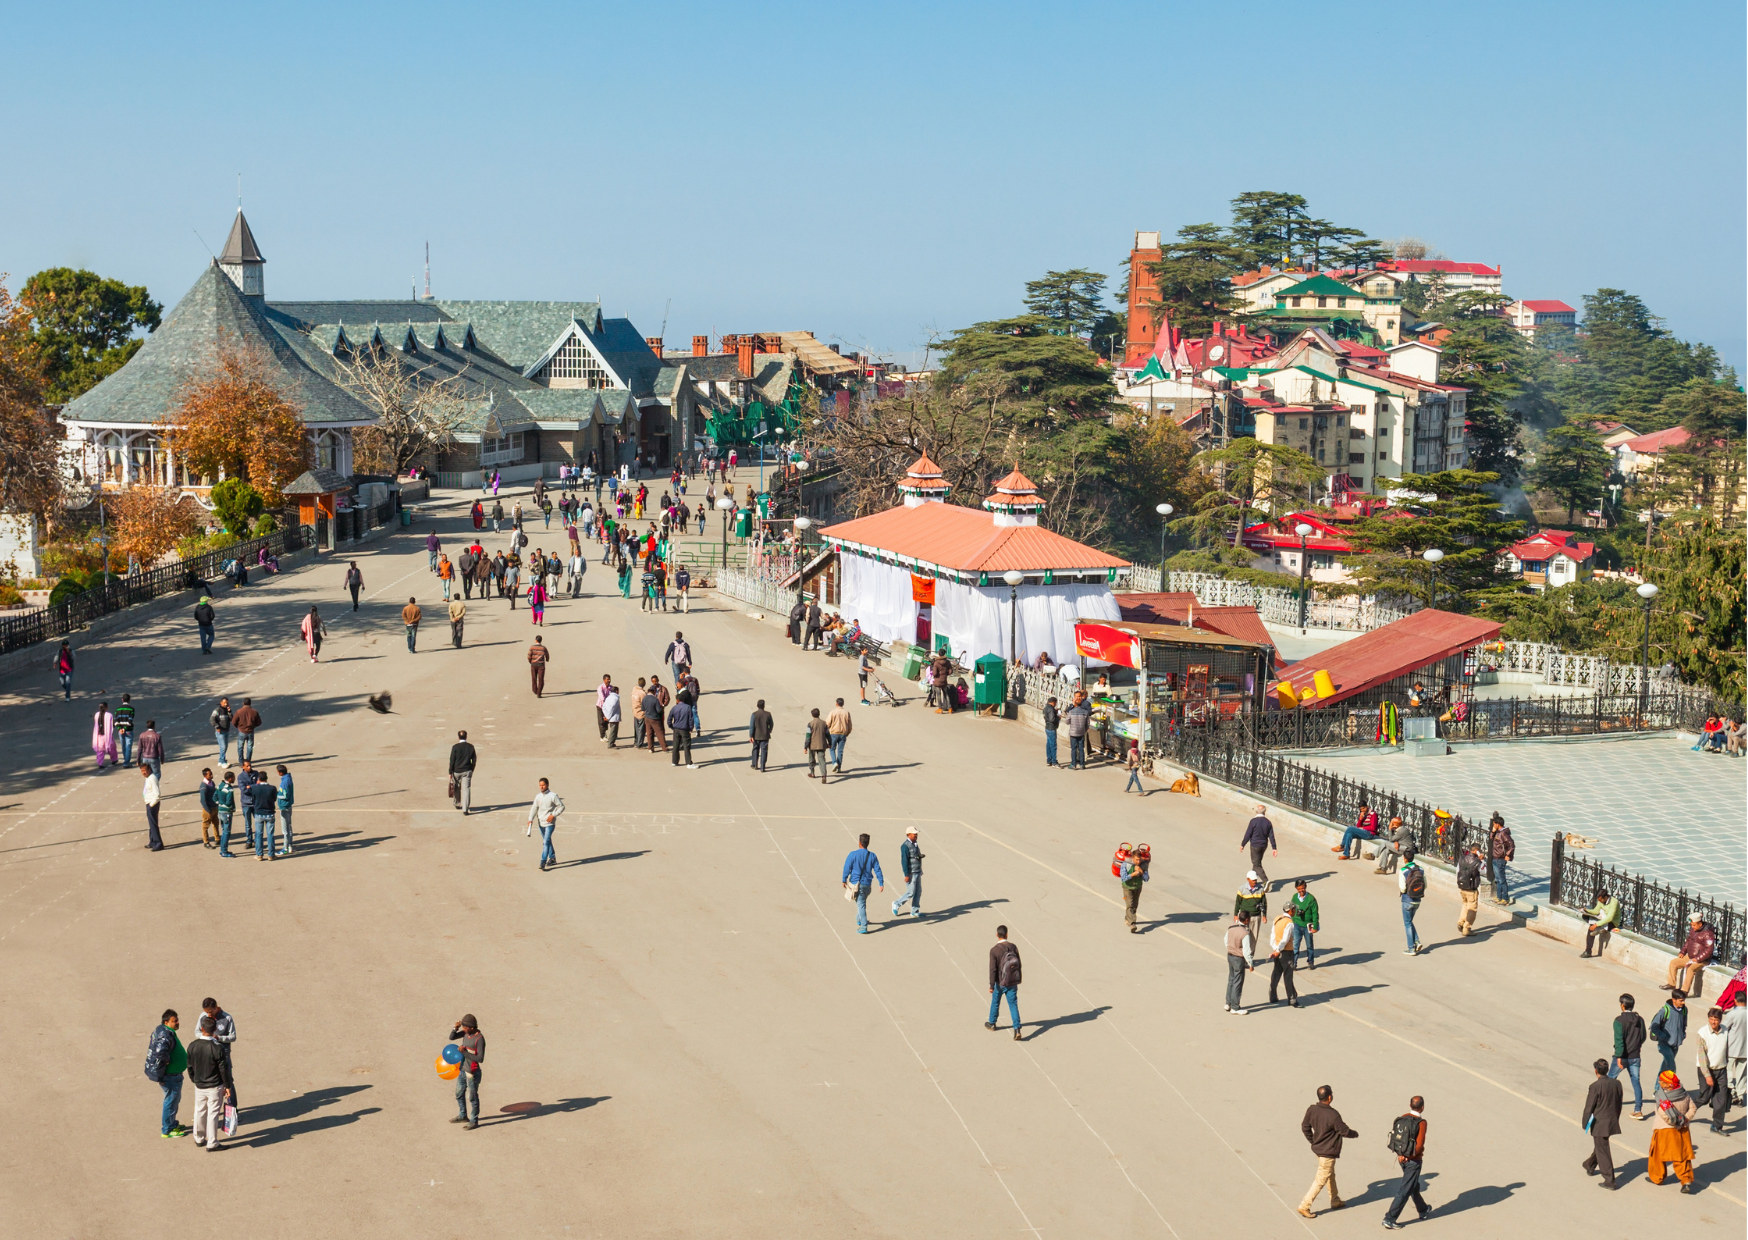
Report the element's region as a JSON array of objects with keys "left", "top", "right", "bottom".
[
  {"left": 840, "top": 833, "right": 885, "bottom": 934},
  {"left": 274, "top": 764, "right": 295, "bottom": 857}
]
